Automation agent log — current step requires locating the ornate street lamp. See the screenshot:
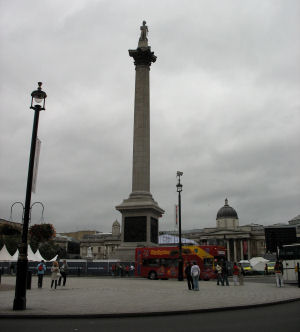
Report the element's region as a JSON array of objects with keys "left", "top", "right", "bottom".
[
  {"left": 13, "top": 82, "right": 47, "bottom": 310},
  {"left": 176, "top": 171, "right": 183, "bottom": 281}
]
